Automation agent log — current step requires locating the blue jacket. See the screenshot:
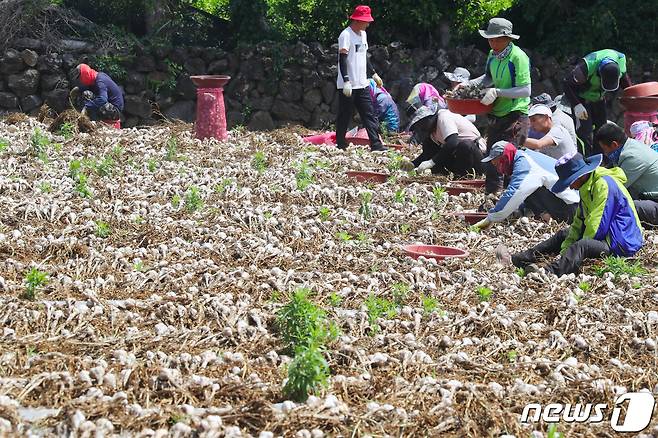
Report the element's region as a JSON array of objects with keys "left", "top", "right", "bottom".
[
  {"left": 82, "top": 72, "right": 124, "bottom": 111},
  {"left": 488, "top": 149, "right": 580, "bottom": 222},
  {"left": 368, "top": 79, "right": 400, "bottom": 132}
]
